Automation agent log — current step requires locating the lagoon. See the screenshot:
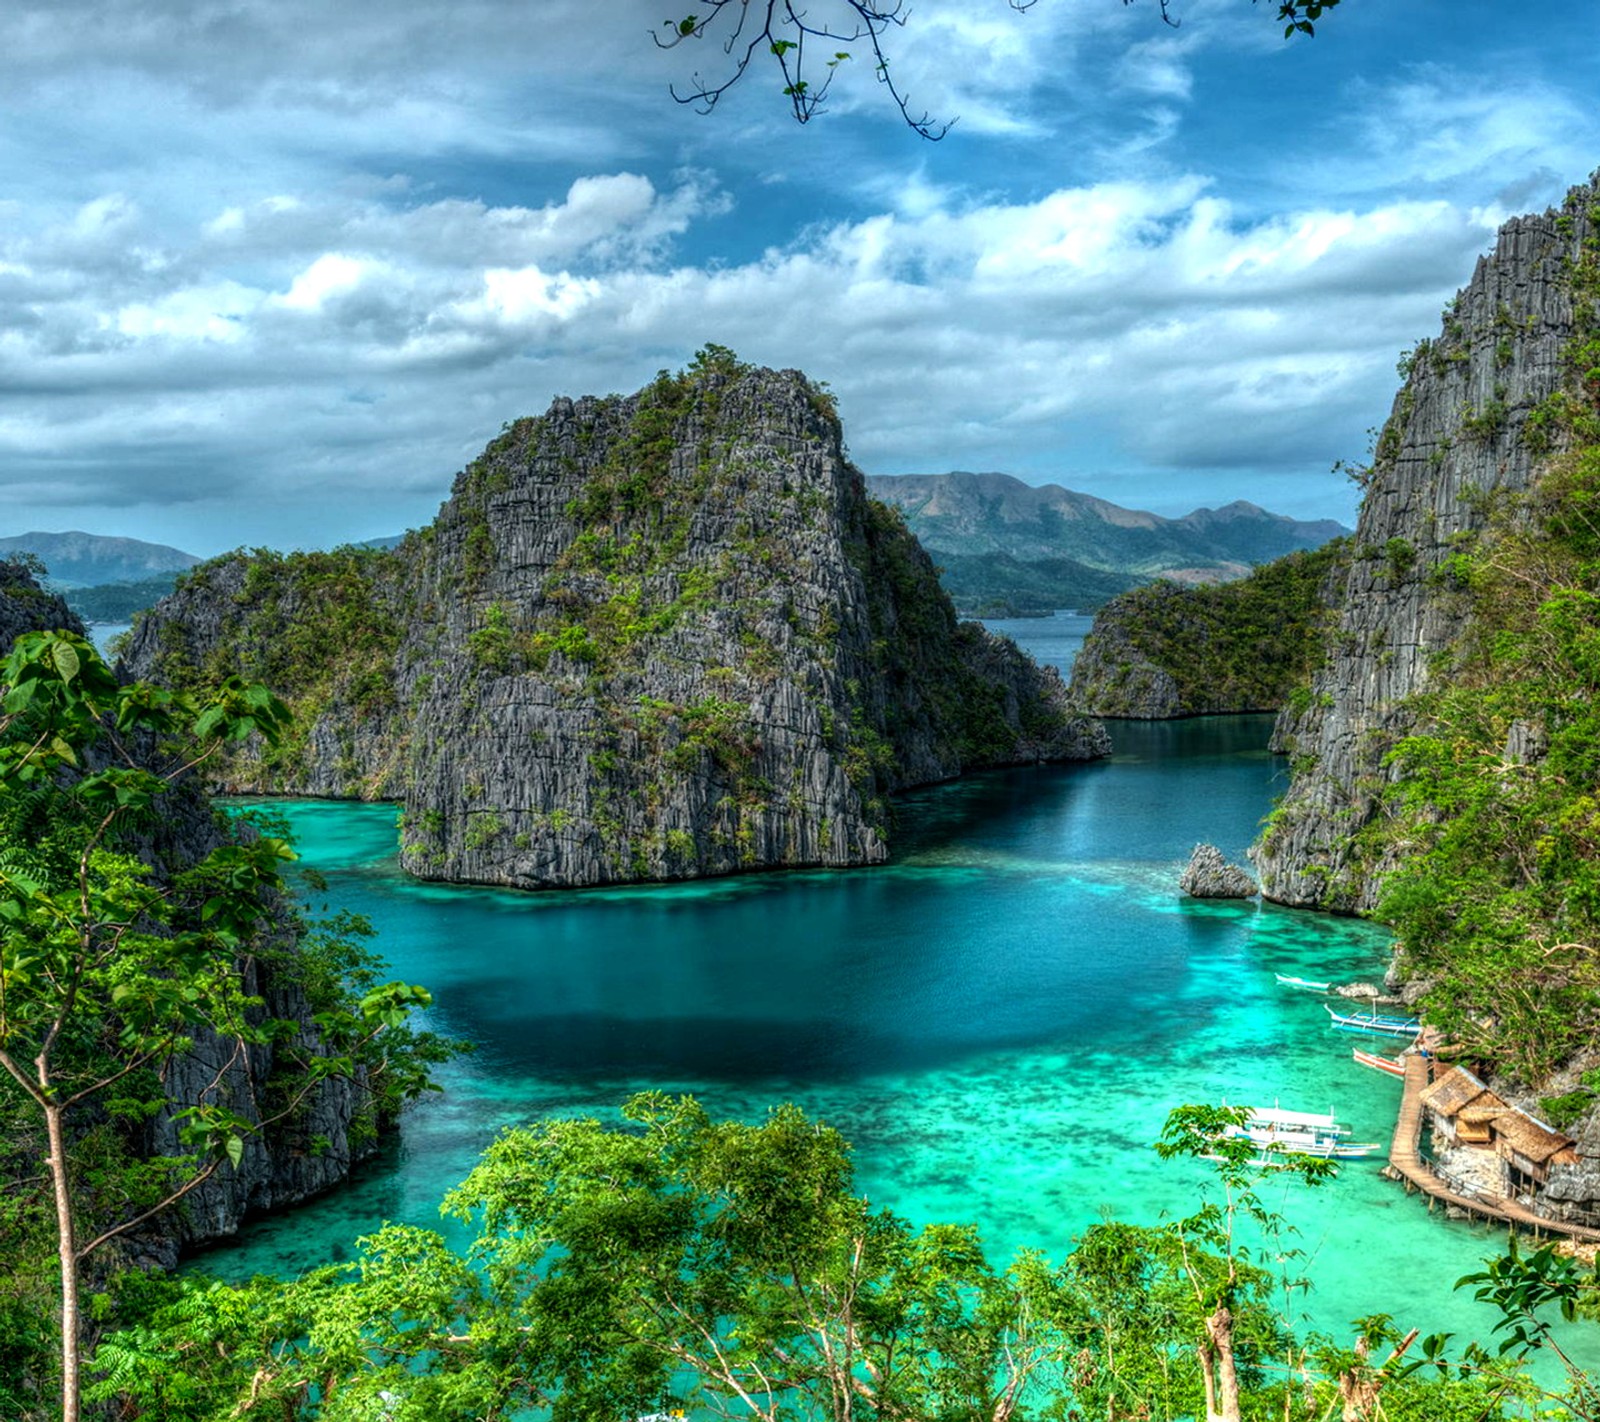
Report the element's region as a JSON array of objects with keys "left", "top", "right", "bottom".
[{"left": 202, "top": 612, "right": 1588, "bottom": 1368}]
